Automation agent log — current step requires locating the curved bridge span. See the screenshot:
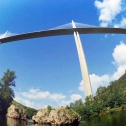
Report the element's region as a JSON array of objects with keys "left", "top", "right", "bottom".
[
  {"left": 1, "top": 21, "right": 126, "bottom": 97},
  {"left": 0, "top": 27, "right": 126, "bottom": 44}
]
